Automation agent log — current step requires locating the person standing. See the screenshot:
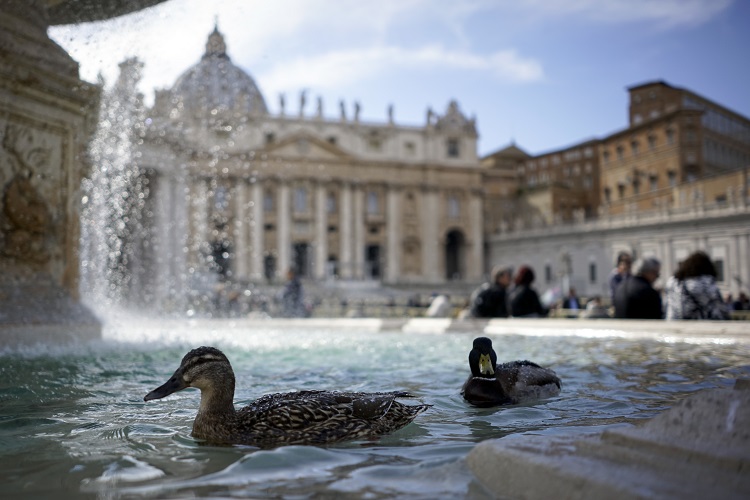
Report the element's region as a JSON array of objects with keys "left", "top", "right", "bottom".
[
  {"left": 509, "top": 265, "right": 547, "bottom": 318},
  {"left": 470, "top": 266, "right": 512, "bottom": 318},
  {"left": 280, "top": 268, "right": 306, "bottom": 318},
  {"left": 608, "top": 251, "right": 632, "bottom": 304},
  {"left": 664, "top": 251, "right": 730, "bottom": 320},
  {"left": 613, "top": 258, "right": 662, "bottom": 319}
]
